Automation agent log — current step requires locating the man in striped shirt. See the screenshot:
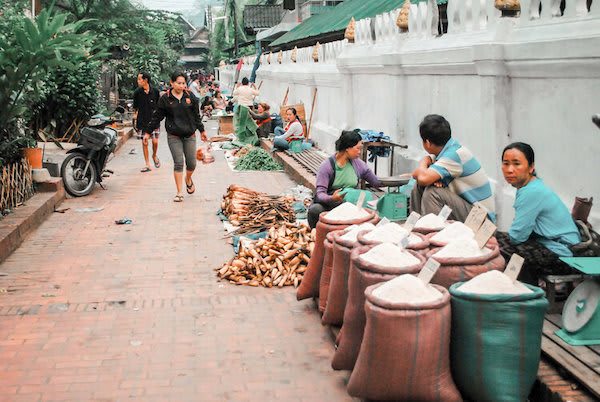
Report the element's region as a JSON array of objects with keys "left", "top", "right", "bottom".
[{"left": 410, "top": 114, "right": 495, "bottom": 222}]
